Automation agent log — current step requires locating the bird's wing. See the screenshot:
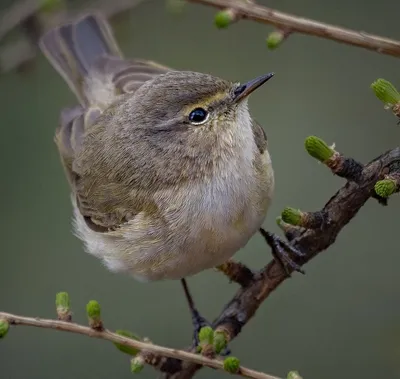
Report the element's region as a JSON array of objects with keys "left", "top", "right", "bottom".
[
  {"left": 40, "top": 13, "right": 173, "bottom": 232},
  {"left": 252, "top": 119, "right": 268, "bottom": 154},
  {"left": 55, "top": 58, "right": 171, "bottom": 180},
  {"left": 57, "top": 59, "right": 172, "bottom": 232}
]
